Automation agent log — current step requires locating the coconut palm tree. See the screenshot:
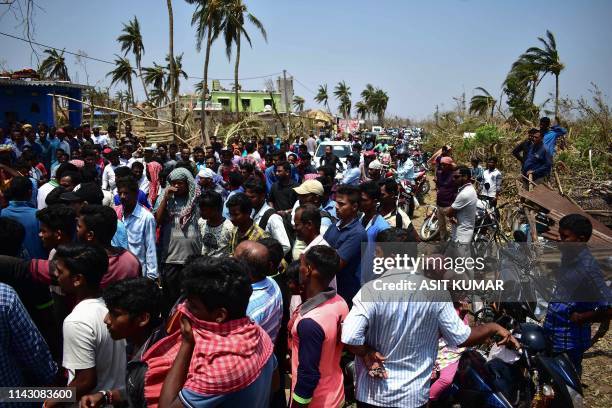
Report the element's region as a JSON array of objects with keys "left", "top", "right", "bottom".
[
  {"left": 518, "top": 30, "right": 564, "bottom": 119},
  {"left": 38, "top": 49, "right": 70, "bottom": 81},
  {"left": 187, "top": 0, "right": 224, "bottom": 144},
  {"left": 107, "top": 56, "right": 136, "bottom": 103},
  {"left": 360, "top": 83, "right": 375, "bottom": 123},
  {"left": 370, "top": 88, "right": 389, "bottom": 125},
  {"left": 117, "top": 16, "right": 149, "bottom": 101},
  {"left": 149, "top": 88, "right": 169, "bottom": 107},
  {"left": 164, "top": 54, "right": 188, "bottom": 96},
  {"left": 314, "top": 84, "right": 330, "bottom": 112},
  {"left": 354, "top": 101, "right": 368, "bottom": 120},
  {"left": 221, "top": 0, "right": 267, "bottom": 121},
  {"left": 334, "top": 81, "right": 351, "bottom": 119},
  {"left": 114, "top": 90, "right": 129, "bottom": 111},
  {"left": 469, "top": 87, "right": 497, "bottom": 118},
  {"left": 293, "top": 96, "right": 305, "bottom": 112},
  {"left": 142, "top": 63, "right": 166, "bottom": 94}
]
